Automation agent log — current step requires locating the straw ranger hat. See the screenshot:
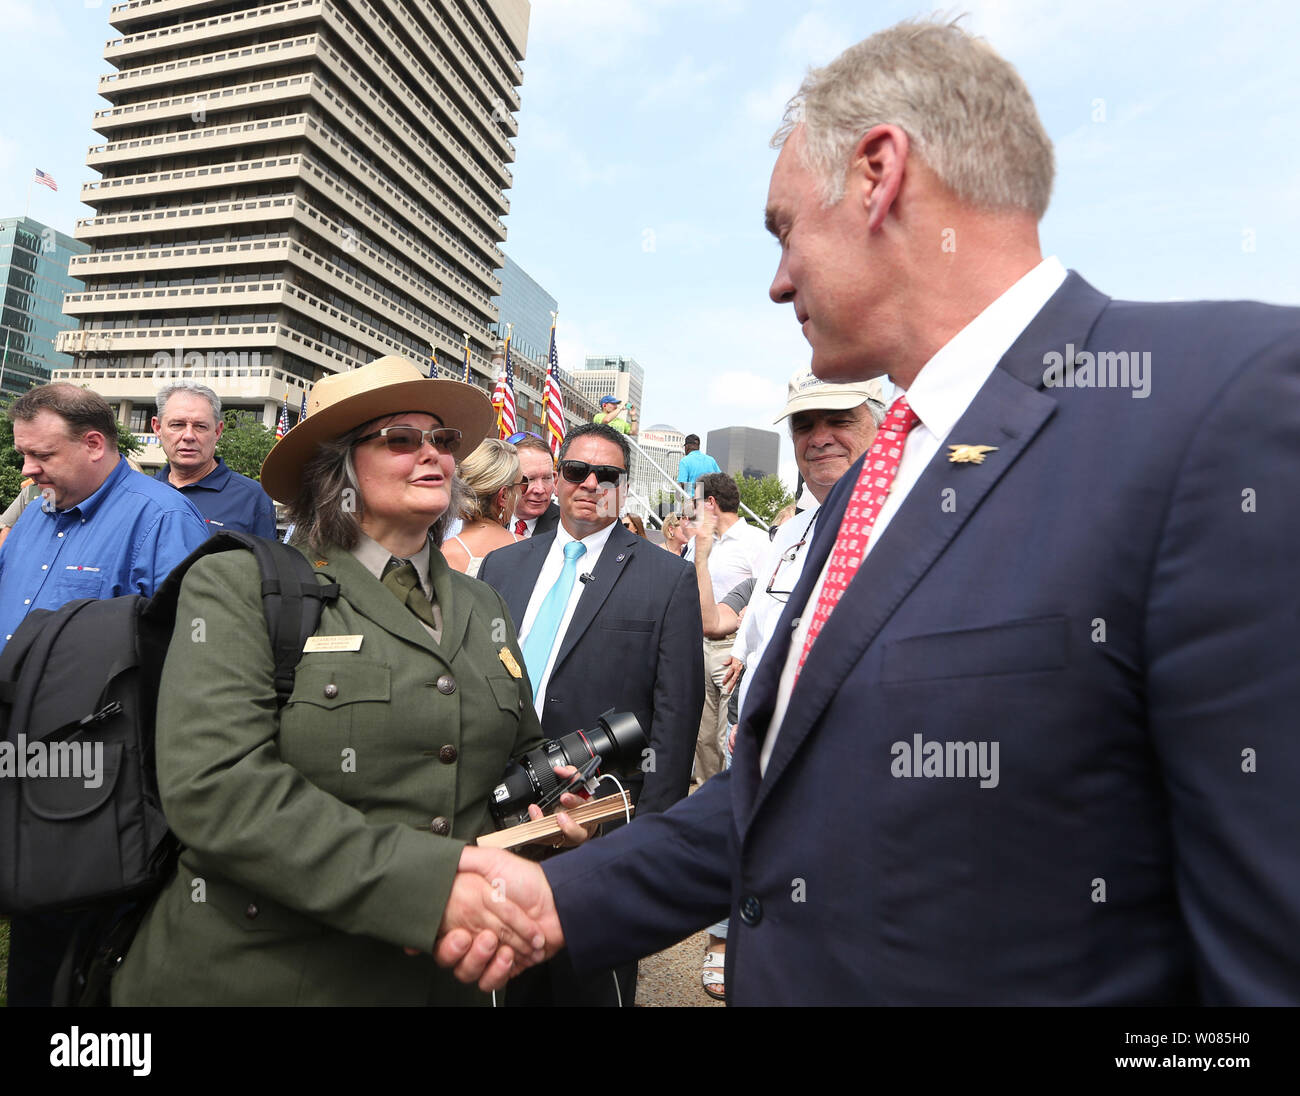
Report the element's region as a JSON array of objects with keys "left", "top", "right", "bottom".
[{"left": 260, "top": 355, "right": 494, "bottom": 503}]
